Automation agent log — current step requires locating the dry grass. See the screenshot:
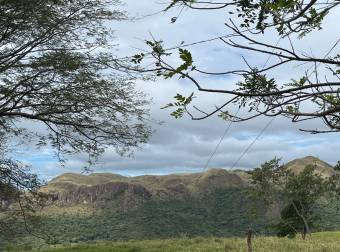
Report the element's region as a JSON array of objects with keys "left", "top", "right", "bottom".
[{"left": 9, "top": 232, "right": 340, "bottom": 252}]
